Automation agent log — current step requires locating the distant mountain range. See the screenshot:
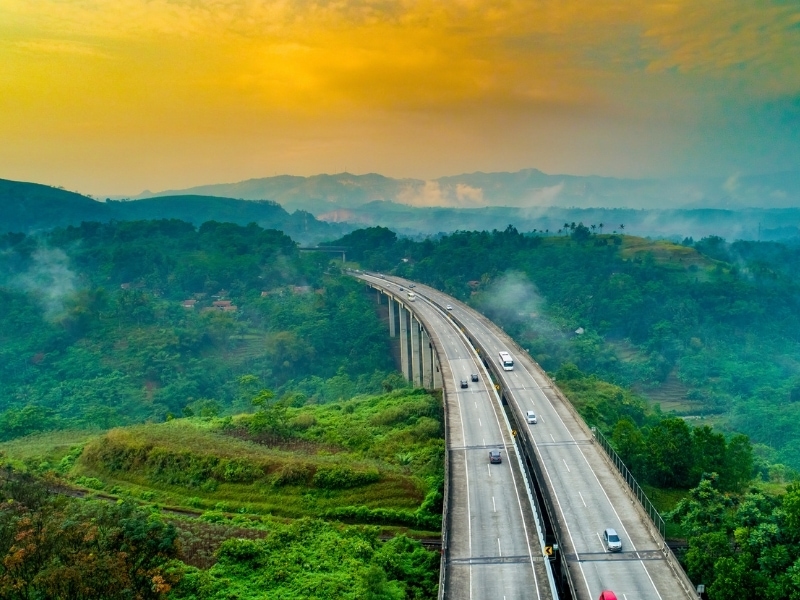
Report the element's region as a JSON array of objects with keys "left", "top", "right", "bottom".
[
  {"left": 0, "top": 179, "right": 350, "bottom": 244},
  {"left": 133, "top": 168, "right": 800, "bottom": 213},
  {"left": 326, "top": 201, "right": 800, "bottom": 242},
  {"left": 4, "top": 170, "right": 800, "bottom": 243}
]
